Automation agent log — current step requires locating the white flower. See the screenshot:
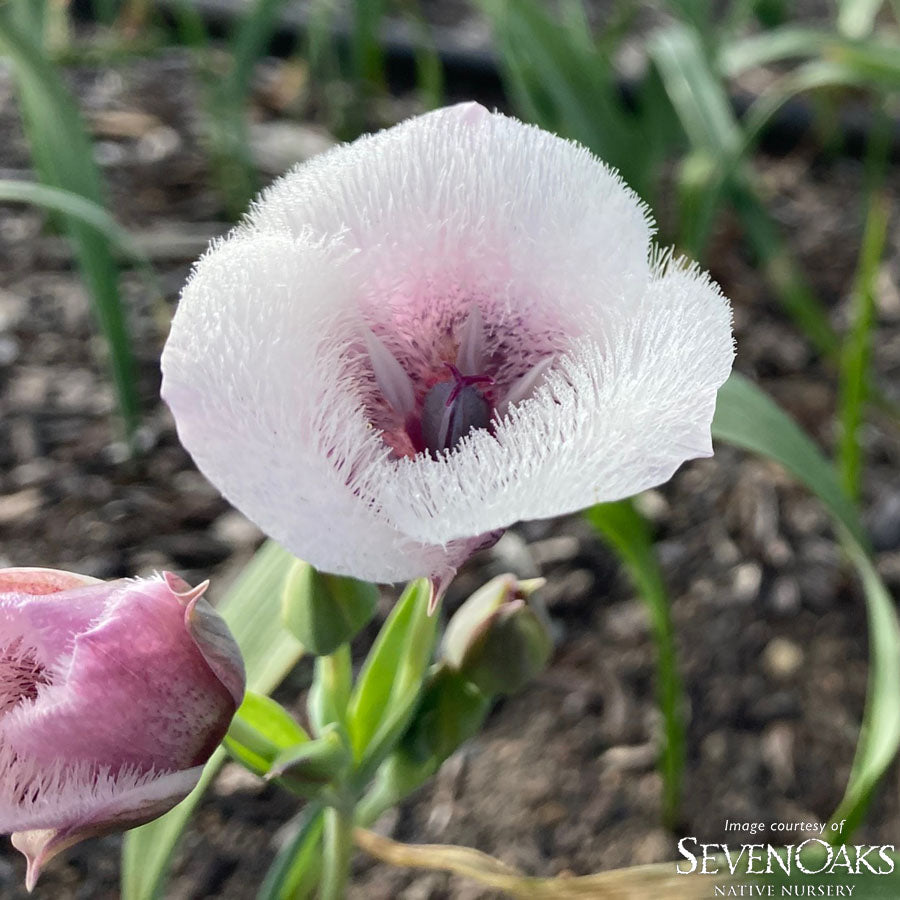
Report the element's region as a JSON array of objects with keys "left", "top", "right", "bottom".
[{"left": 161, "top": 103, "right": 734, "bottom": 588}]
